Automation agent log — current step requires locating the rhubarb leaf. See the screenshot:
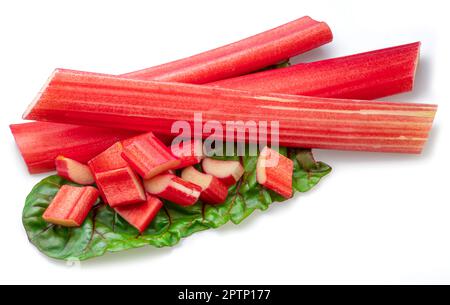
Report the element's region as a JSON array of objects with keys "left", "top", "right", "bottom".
[{"left": 22, "top": 148, "right": 330, "bottom": 261}]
